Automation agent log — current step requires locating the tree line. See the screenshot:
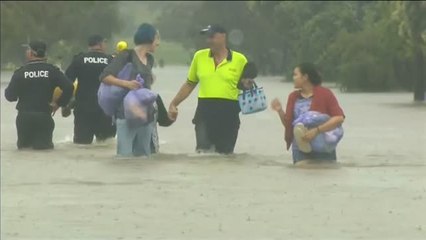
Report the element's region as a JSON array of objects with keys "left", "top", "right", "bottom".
[
  {"left": 1, "top": 1, "right": 122, "bottom": 68},
  {"left": 1, "top": 1, "right": 425, "bottom": 100},
  {"left": 154, "top": 1, "right": 425, "bottom": 100}
]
